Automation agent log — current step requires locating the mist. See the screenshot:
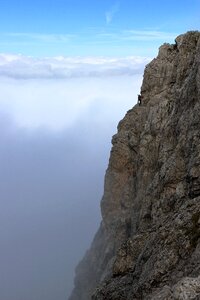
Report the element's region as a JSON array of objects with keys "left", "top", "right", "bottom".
[{"left": 0, "top": 55, "right": 147, "bottom": 299}]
